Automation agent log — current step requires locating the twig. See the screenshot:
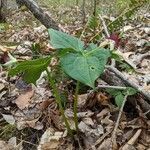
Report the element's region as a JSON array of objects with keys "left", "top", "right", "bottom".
[
  {"left": 89, "top": 14, "right": 110, "bottom": 43},
  {"left": 96, "top": 85, "right": 126, "bottom": 90},
  {"left": 99, "top": 14, "right": 110, "bottom": 37},
  {"left": 106, "top": 66, "right": 150, "bottom": 101},
  {"left": 144, "top": 109, "right": 150, "bottom": 115},
  {"left": 21, "top": 0, "right": 61, "bottom": 30},
  {"left": 128, "top": 129, "right": 142, "bottom": 145},
  {"left": 93, "top": 129, "right": 113, "bottom": 148},
  {"left": 111, "top": 94, "right": 128, "bottom": 148},
  {"left": 88, "top": 85, "right": 126, "bottom": 94},
  {"left": 17, "top": 139, "right": 37, "bottom": 147},
  {"left": 121, "top": 129, "right": 142, "bottom": 150}
]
